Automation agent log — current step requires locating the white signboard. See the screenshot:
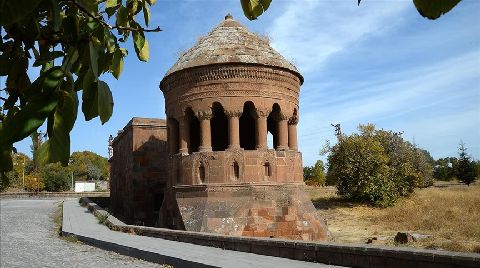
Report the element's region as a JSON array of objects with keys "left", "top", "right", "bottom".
[{"left": 74, "top": 182, "right": 96, "bottom": 192}]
